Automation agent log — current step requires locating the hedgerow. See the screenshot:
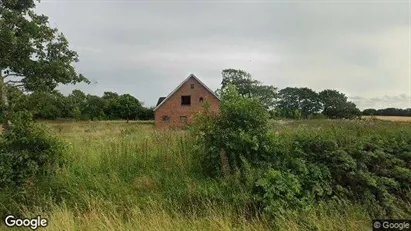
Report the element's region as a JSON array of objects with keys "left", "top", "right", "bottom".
[
  {"left": 259, "top": 129, "right": 411, "bottom": 217},
  {"left": 192, "top": 84, "right": 411, "bottom": 218}
]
